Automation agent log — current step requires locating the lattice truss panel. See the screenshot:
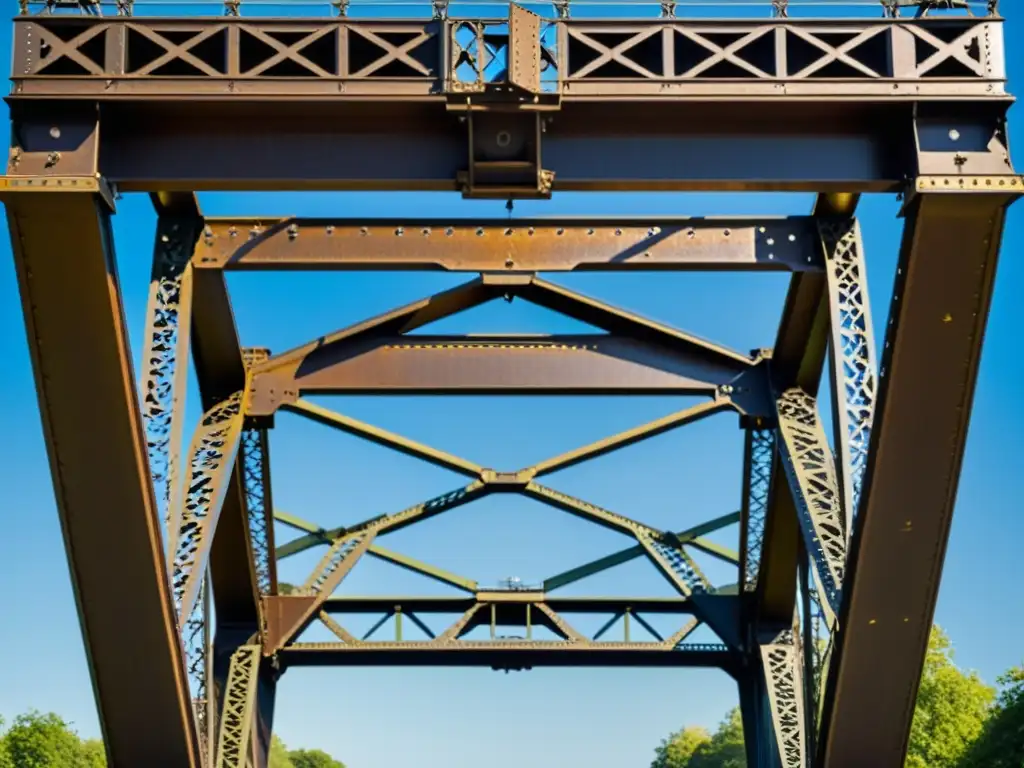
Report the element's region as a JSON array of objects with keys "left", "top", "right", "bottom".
[
  {"left": 775, "top": 388, "right": 846, "bottom": 620},
  {"left": 741, "top": 427, "right": 774, "bottom": 592},
  {"left": 266, "top": 389, "right": 741, "bottom": 655},
  {"left": 140, "top": 214, "right": 199, "bottom": 546},
  {"left": 14, "top": 16, "right": 1002, "bottom": 90},
  {"left": 169, "top": 391, "right": 245, "bottom": 625},
  {"left": 562, "top": 20, "right": 999, "bottom": 82},
  {"left": 450, "top": 19, "right": 559, "bottom": 91},
  {"left": 20, "top": 19, "right": 442, "bottom": 79},
  {"left": 215, "top": 645, "right": 261, "bottom": 768},
  {"left": 761, "top": 628, "right": 808, "bottom": 768},
  {"left": 821, "top": 219, "right": 877, "bottom": 530}
]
